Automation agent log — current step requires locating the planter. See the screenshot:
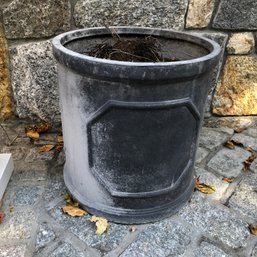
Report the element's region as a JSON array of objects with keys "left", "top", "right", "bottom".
[{"left": 52, "top": 27, "right": 221, "bottom": 224}]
